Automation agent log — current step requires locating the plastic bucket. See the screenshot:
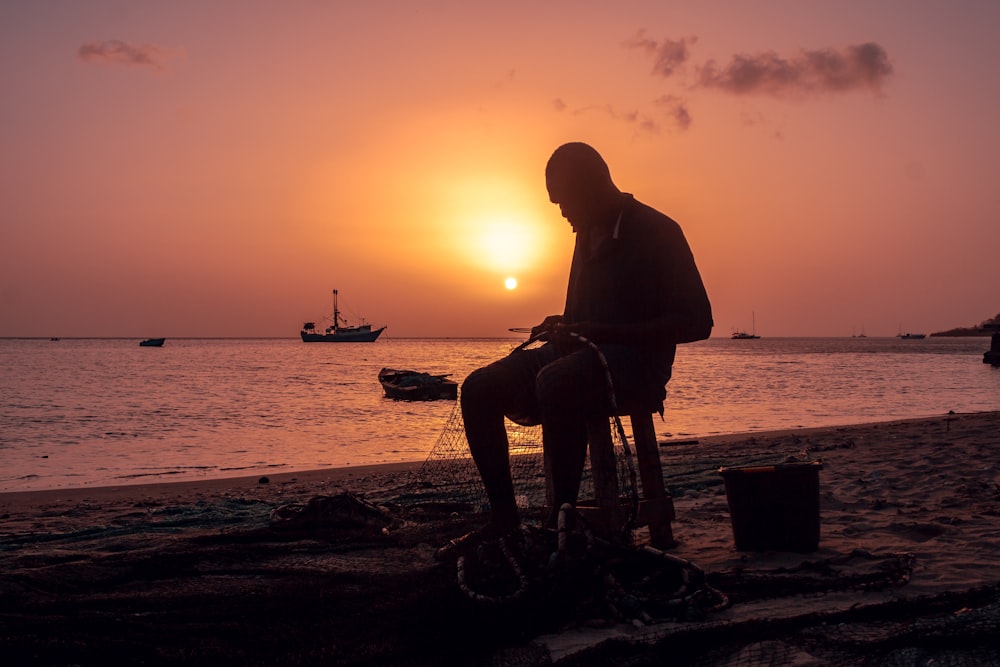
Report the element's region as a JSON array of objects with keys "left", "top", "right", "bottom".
[{"left": 718, "top": 461, "right": 823, "bottom": 553}]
